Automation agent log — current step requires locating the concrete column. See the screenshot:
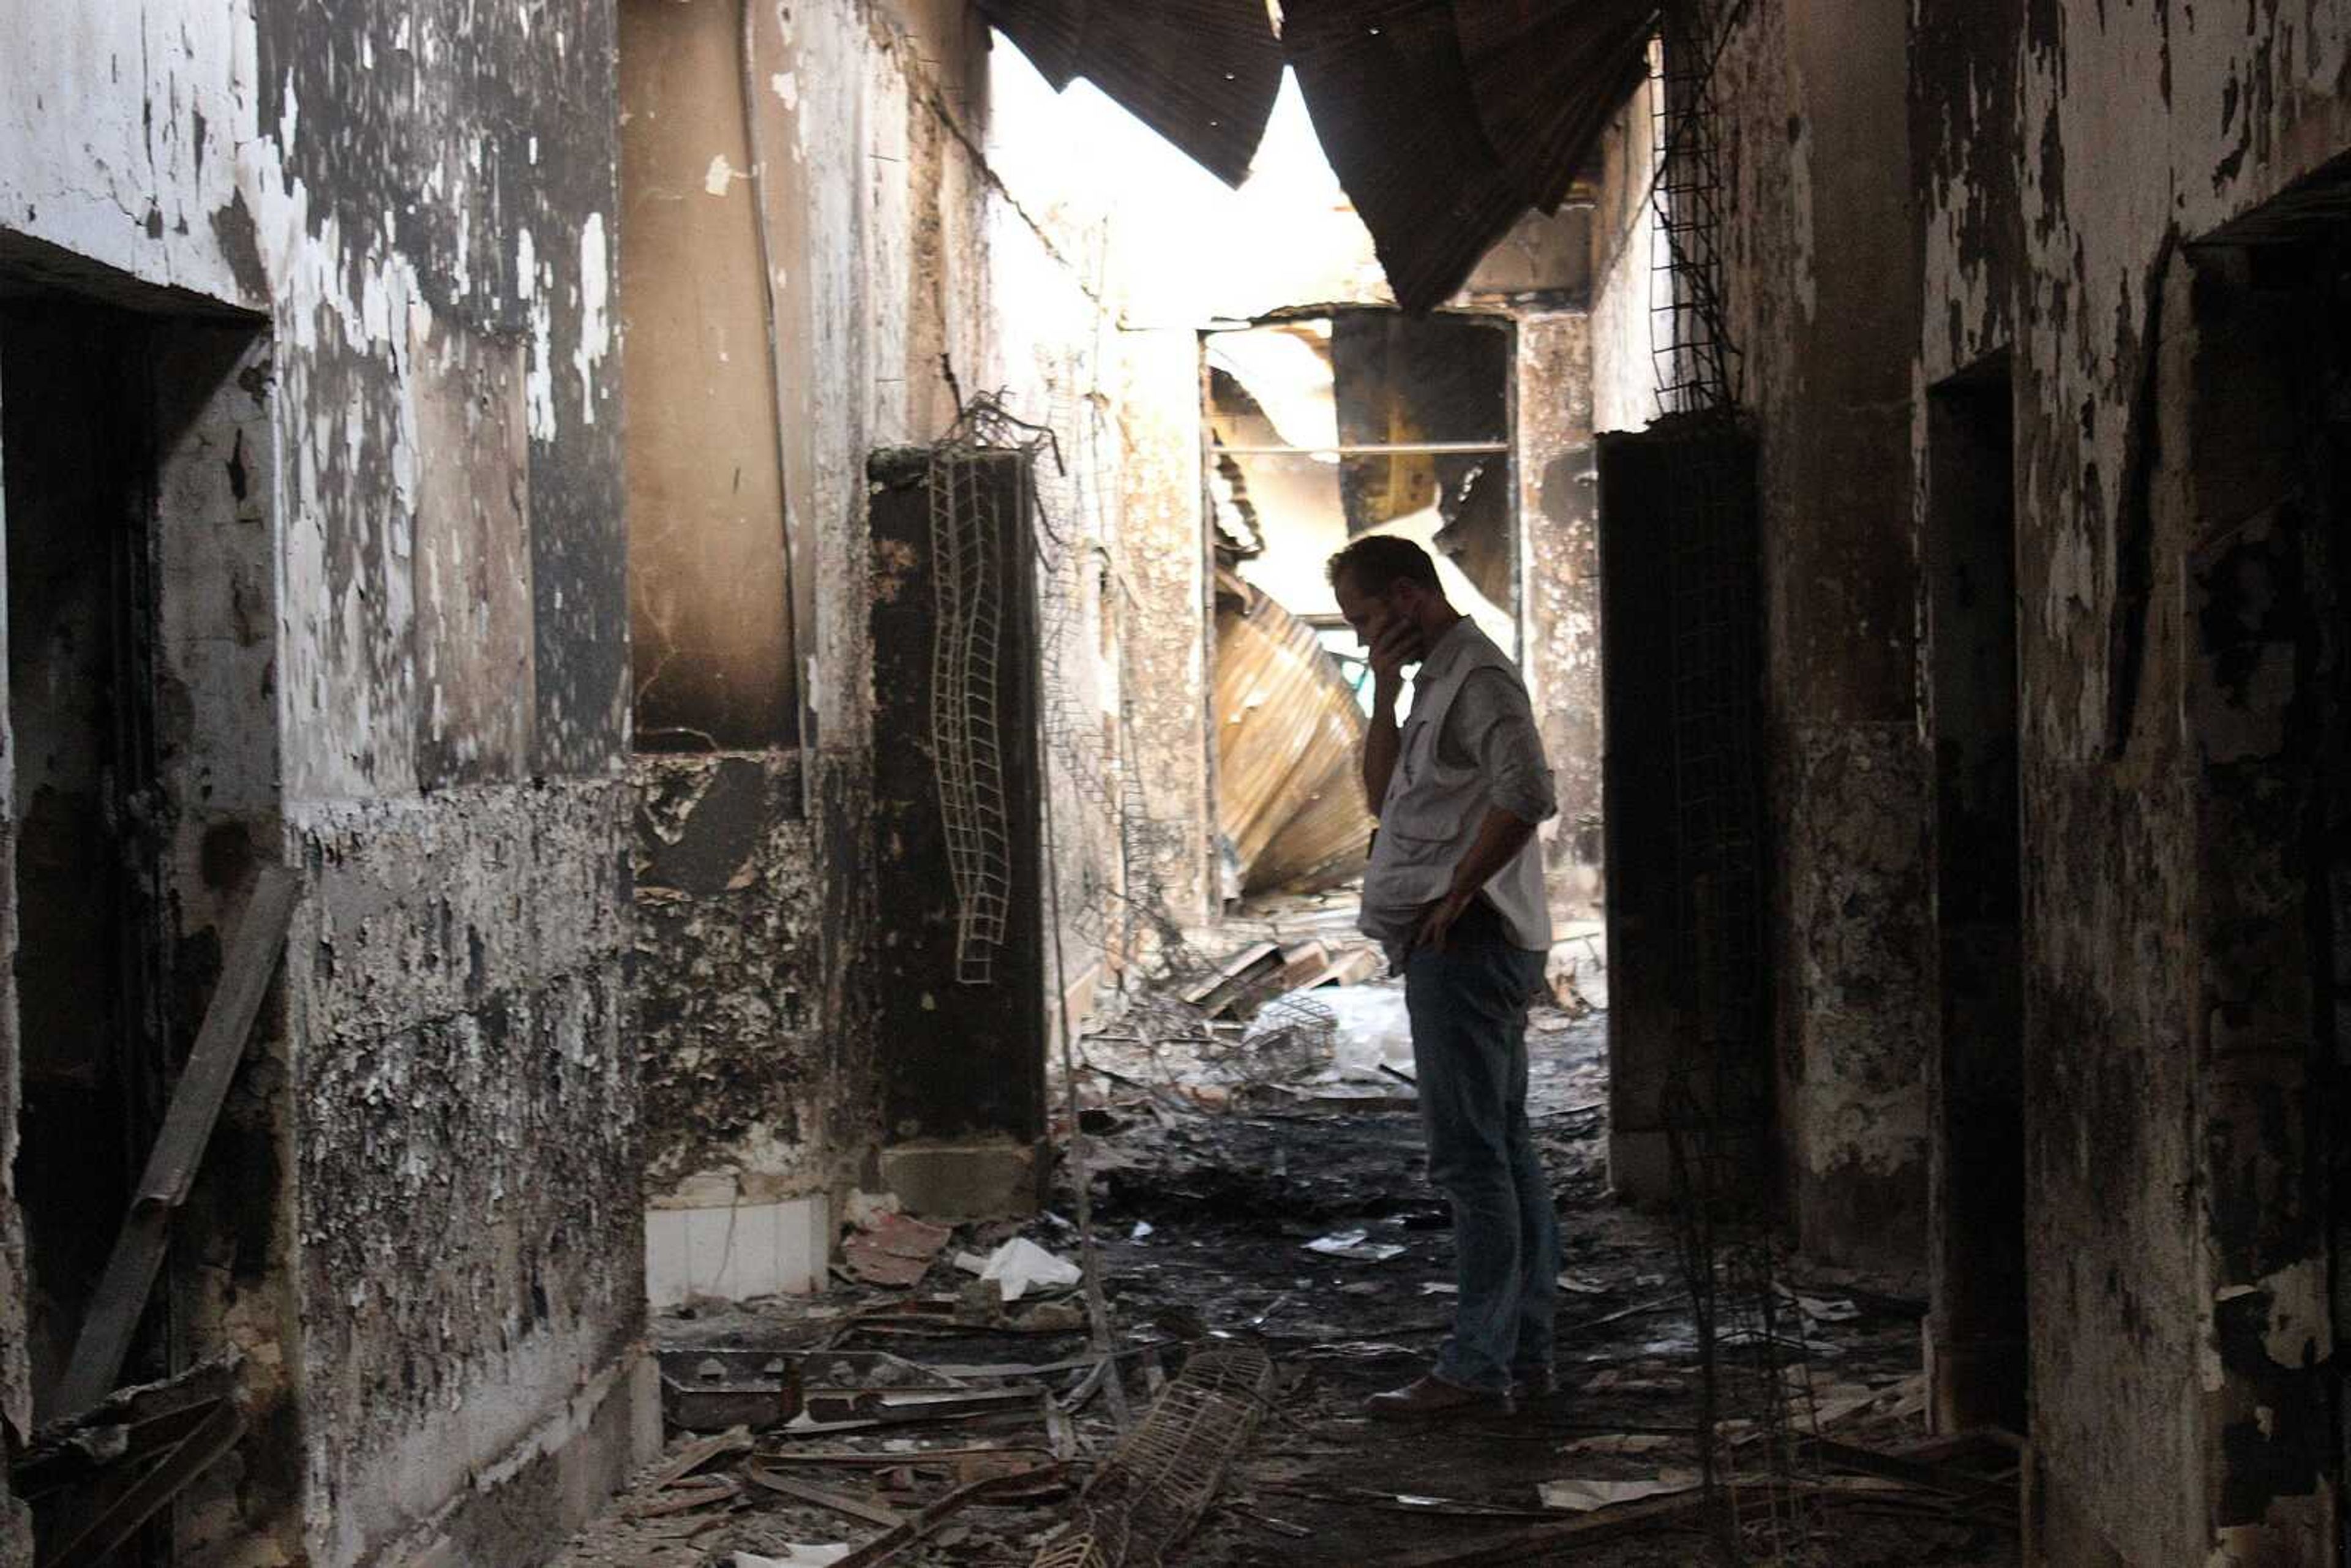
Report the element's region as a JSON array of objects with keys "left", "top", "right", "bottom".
[
  {"left": 1738, "top": 0, "right": 1932, "bottom": 1268},
  {"left": 1118, "top": 328, "right": 1215, "bottom": 926},
  {"left": 1516, "top": 312, "right": 1603, "bottom": 918}
]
